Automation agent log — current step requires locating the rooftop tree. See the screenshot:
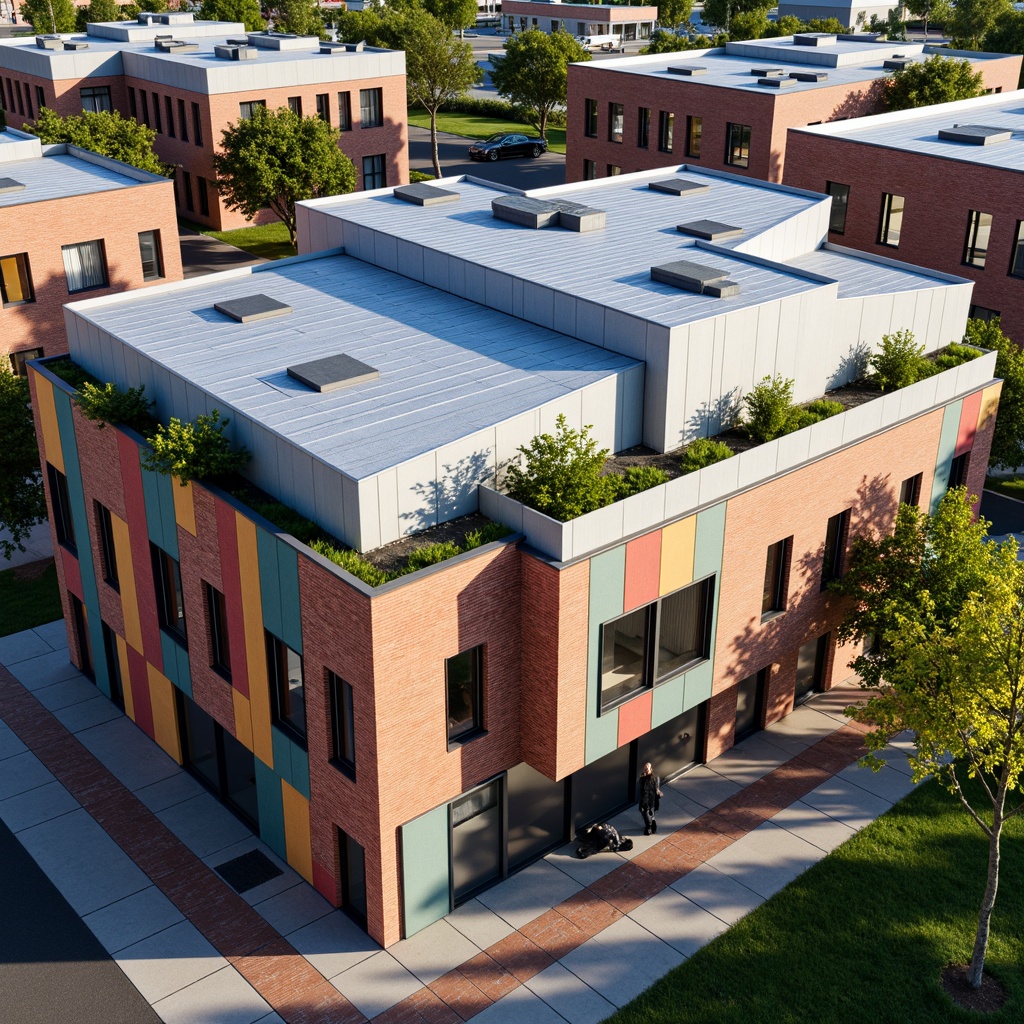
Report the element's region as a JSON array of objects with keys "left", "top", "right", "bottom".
[
  {"left": 490, "top": 29, "right": 590, "bottom": 140},
  {"left": 213, "top": 104, "right": 355, "bottom": 247}
]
